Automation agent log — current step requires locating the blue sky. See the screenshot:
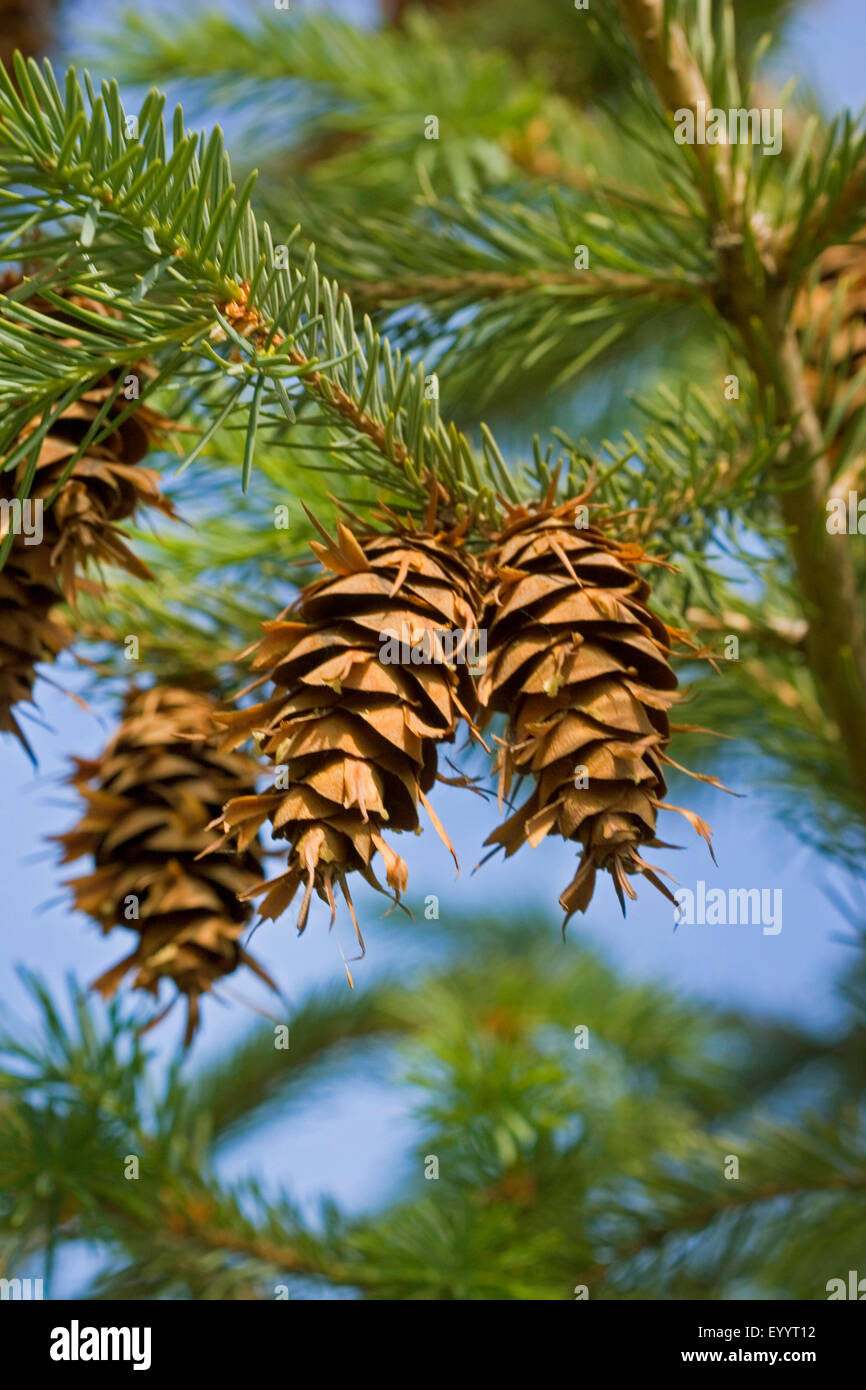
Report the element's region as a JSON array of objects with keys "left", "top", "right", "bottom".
[
  {"left": 781, "top": 0, "right": 866, "bottom": 111},
  {"left": 4, "top": 0, "right": 865, "bottom": 1295}
]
